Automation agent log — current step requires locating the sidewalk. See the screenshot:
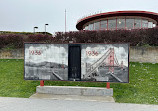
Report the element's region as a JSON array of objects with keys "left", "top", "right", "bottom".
[
  {"left": 30, "top": 93, "right": 115, "bottom": 102},
  {"left": 0, "top": 97, "right": 158, "bottom": 111}
]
